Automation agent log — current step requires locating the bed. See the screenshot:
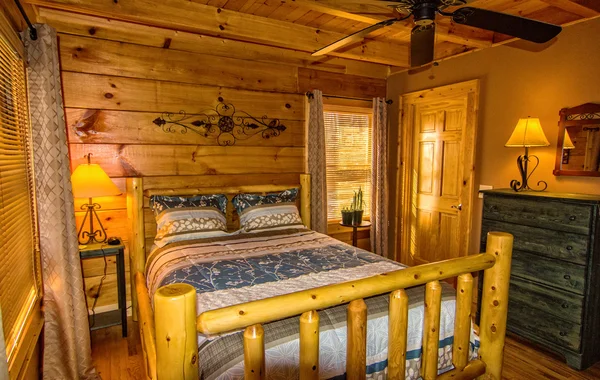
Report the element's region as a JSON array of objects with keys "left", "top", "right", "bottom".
[{"left": 127, "top": 174, "right": 513, "bottom": 380}]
